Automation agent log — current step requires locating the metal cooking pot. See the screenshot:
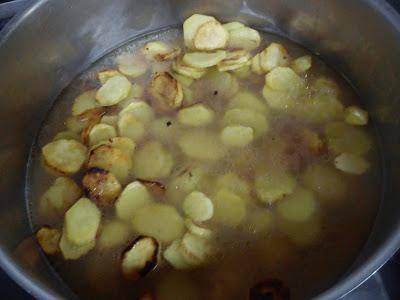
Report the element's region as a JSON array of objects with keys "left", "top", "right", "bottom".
[{"left": 0, "top": 0, "right": 400, "bottom": 299}]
